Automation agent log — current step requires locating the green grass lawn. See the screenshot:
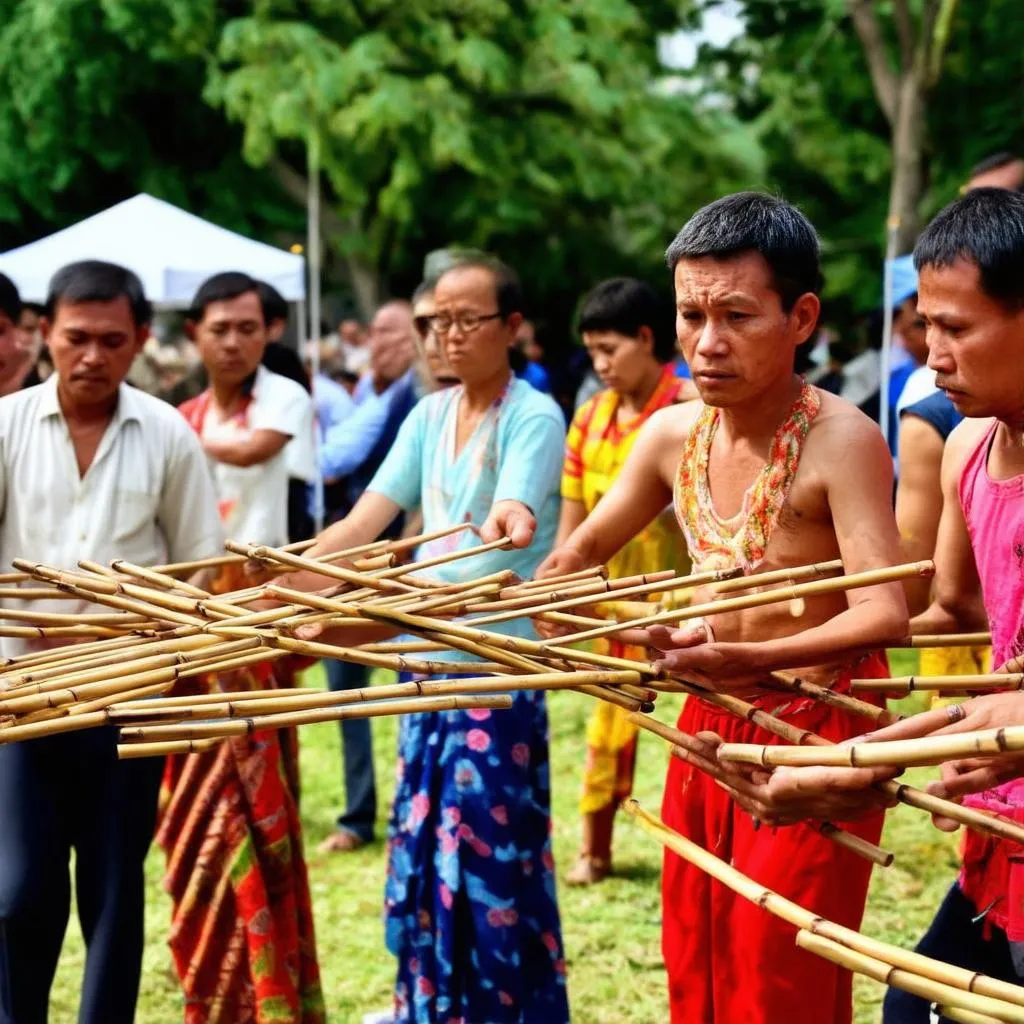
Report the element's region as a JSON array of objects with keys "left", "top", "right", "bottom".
[{"left": 51, "top": 652, "right": 960, "bottom": 1023}]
